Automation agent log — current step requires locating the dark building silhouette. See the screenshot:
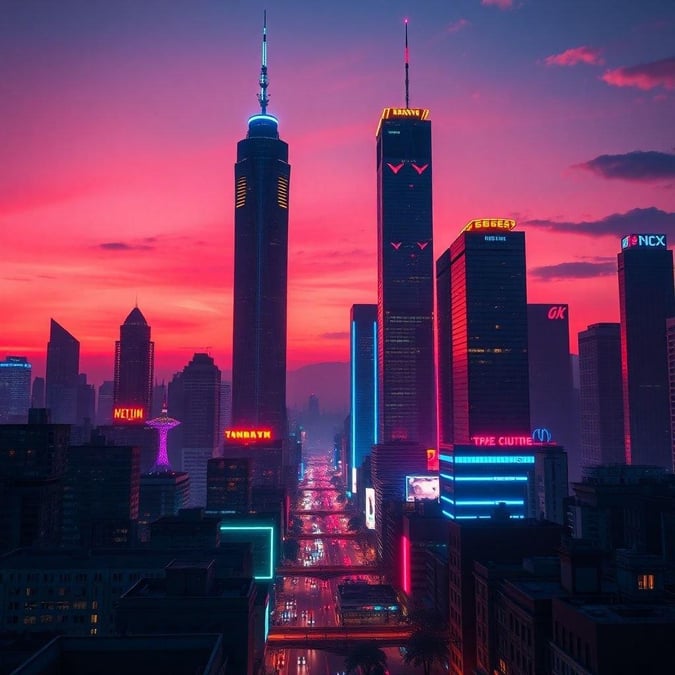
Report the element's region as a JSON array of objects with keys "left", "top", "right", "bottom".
[
  {"left": 138, "top": 471, "right": 190, "bottom": 542},
  {"left": 45, "top": 319, "right": 80, "bottom": 425},
  {"left": 578, "top": 323, "right": 625, "bottom": 469},
  {"left": 169, "top": 353, "right": 222, "bottom": 507},
  {"left": 232, "top": 20, "right": 290, "bottom": 440},
  {"left": 527, "top": 303, "right": 577, "bottom": 477},
  {"left": 0, "top": 356, "right": 31, "bottom": 423},
  {"left": 376, "top": 104, "right": 435, "bottom": 447},
  {"left": 667, "top": 317, "right": 675, "bottom": 471},
  {"left": 349, "top": 304, "right": 378, "bottom": 494},
  {"left": 437, "top": 223, "right": 529, "bottom": 443},
  {"left": 113, "top": 306, "right": 154, "bottom": 424},
  {"left": 61, "top": 441, "right": 140, "bottom": 548},
  {"left": 618, "top": 233, "right": 674, "bottom": 469},
  {"left": 97, "top": 379, "right": 114, "bottom": 426},
  {"left": 207, "top": 457, "right": 251, "bottom": 513},
  {"left": 0, "top": 411, "right": 69, "bottom": 553},
  {"left": 31, "top": 375, "right": 45, "bottom": 409}
]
